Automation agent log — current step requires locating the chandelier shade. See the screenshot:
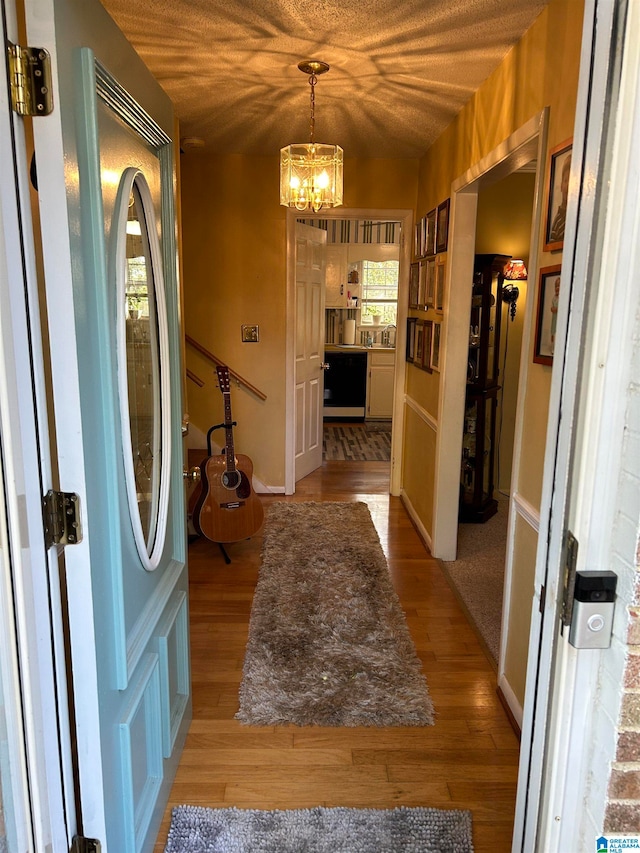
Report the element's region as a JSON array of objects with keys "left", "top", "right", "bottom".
[
  {"left": 280, "top": 142, "right": 343, "bottom": 212},
  {"left": 280, "top": 60, "right": 343, "bottom": 212}
]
